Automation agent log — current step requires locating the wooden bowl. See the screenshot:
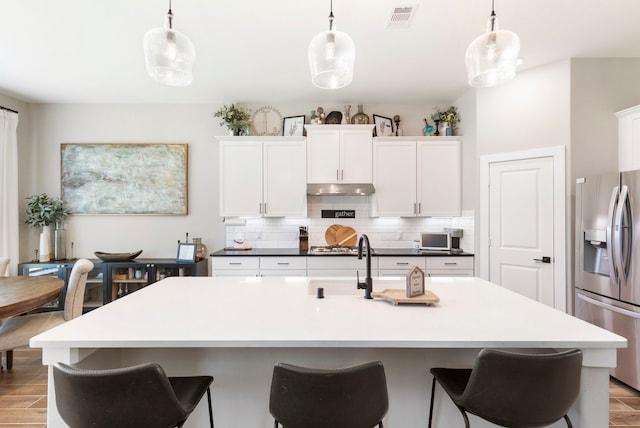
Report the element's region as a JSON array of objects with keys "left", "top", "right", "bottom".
[{"left": 94, "top": 250, "right": 143, "bottom": 262}]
